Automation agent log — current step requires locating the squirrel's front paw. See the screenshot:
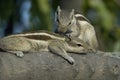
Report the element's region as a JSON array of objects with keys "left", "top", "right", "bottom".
[
  {"left": 87, "top": 47, "right": 96, "bottom": 53},
  {"left": 67, "top": 56, "right": 75, "bottom": 65}
]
